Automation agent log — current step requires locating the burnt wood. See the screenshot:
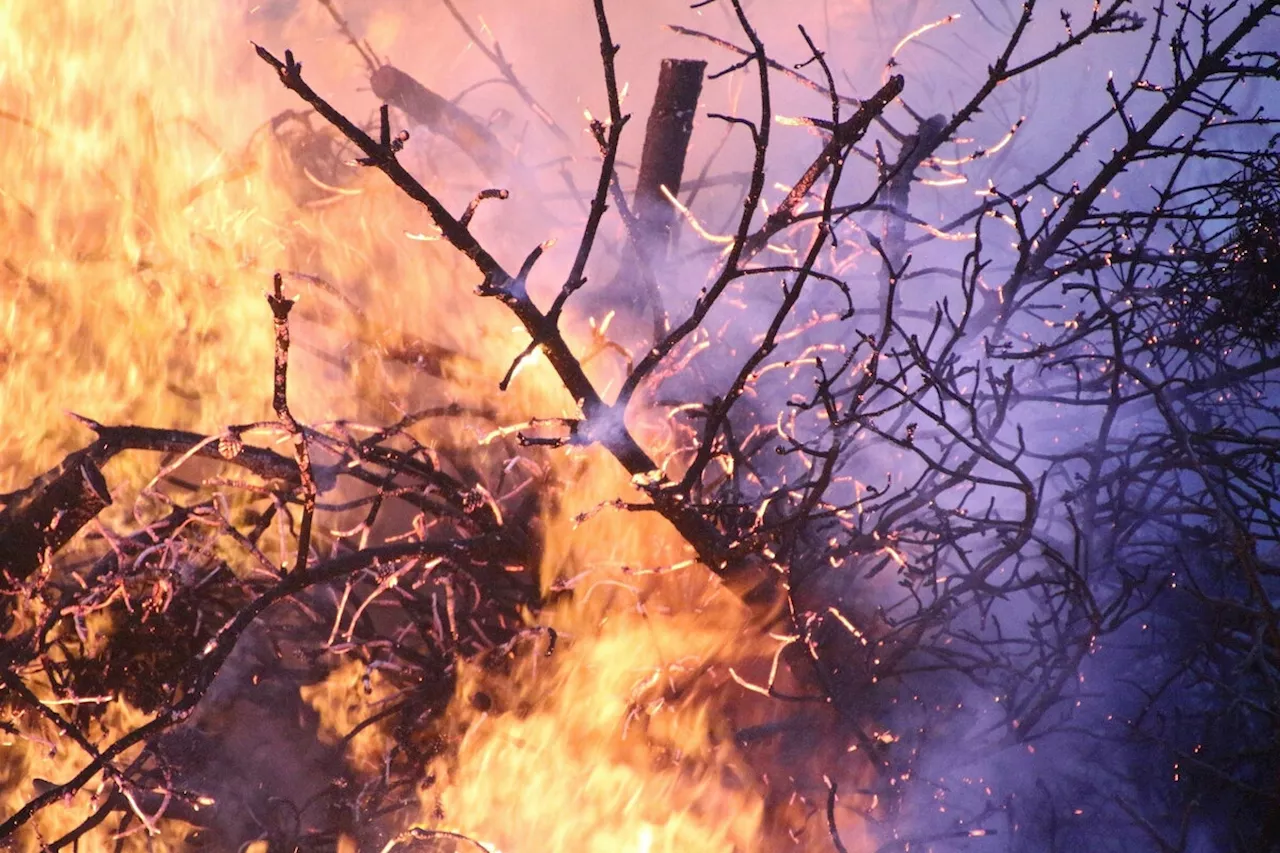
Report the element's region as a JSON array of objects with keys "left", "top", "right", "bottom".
[
  {"left": 0, "top": 451, "right": 110, "bottom": 581},
  {"left": 634, "top": 58, "right": 706, "bottom": 259},
  {"left": 371, "top": 64, "right": 511, "bottom": 180}
]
